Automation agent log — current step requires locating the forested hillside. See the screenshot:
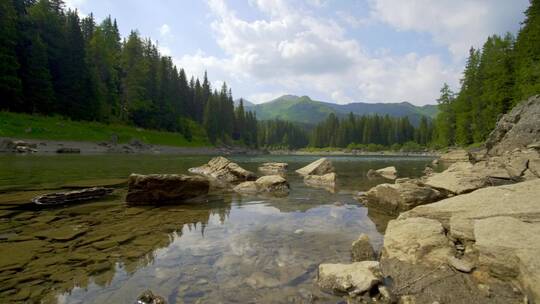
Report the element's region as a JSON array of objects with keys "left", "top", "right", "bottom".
[
  {"left": 251, "top": 95, "right": 438, "bottom": 126},
  {"left": 433, "top": 0, "right": 540, "bottom": 148},
  {"left": 0, "top": 0, "right": 257, "bottom": 146}
]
